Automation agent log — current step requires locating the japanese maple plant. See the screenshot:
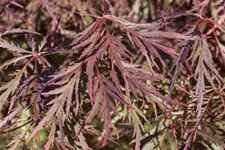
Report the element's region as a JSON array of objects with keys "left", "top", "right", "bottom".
[{"left": 0, "top": 0, "right": 225, "bottom": 150}]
